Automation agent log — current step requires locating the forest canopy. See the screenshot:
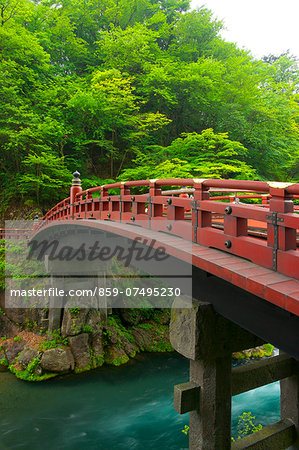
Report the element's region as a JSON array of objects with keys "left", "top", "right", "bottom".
[{"left": 0, "top": 0, "right": 298, "bottom": 209}]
